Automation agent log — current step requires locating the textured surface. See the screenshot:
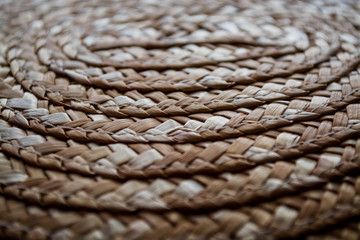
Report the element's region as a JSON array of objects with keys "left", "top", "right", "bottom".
[{"left": 1, "top": 0, "right": 360, "bottom": 239}]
